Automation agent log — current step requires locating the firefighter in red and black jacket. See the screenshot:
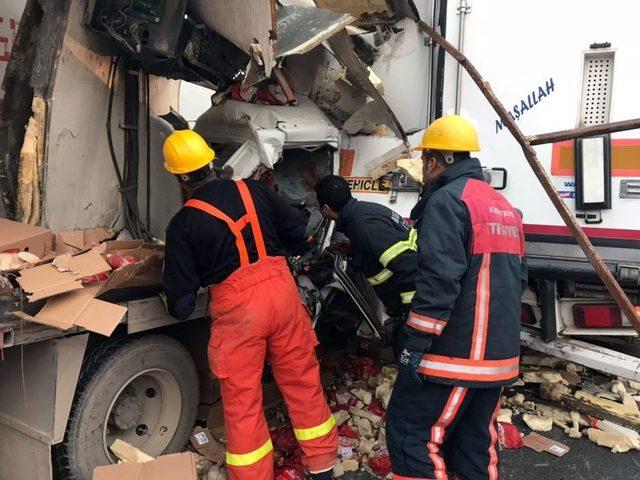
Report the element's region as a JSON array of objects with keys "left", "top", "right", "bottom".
[{"left": 386, "top": 115, "right": 527, "bottom": 480}]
